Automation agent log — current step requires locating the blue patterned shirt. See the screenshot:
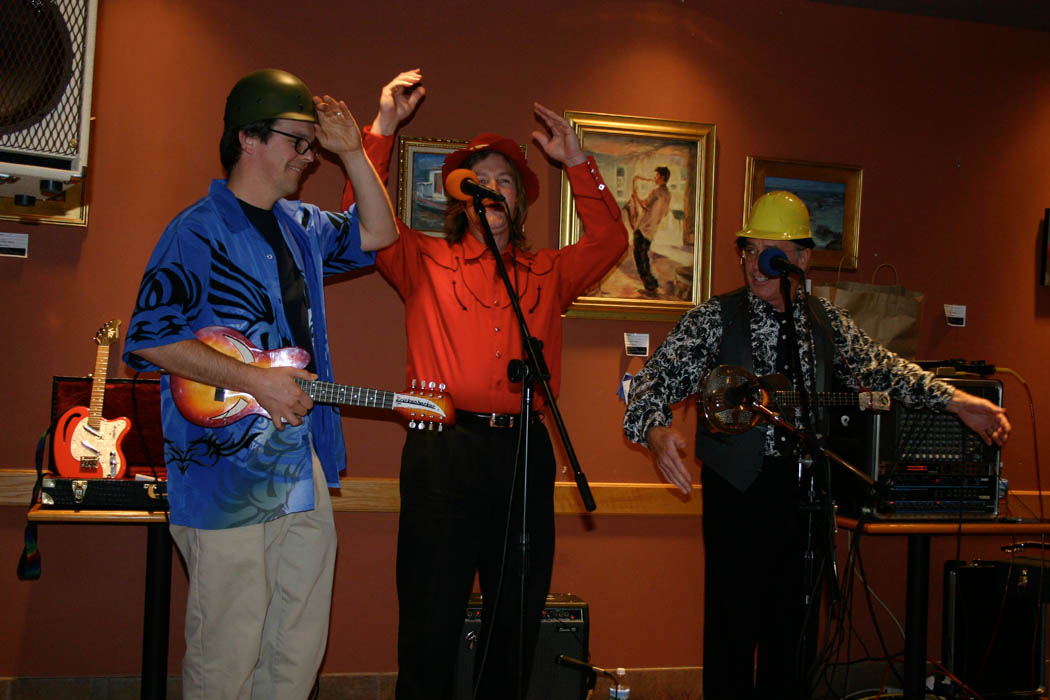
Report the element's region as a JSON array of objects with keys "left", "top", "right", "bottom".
[{"left": 123, "top": 179, "right": 375, "bottom": 529}]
